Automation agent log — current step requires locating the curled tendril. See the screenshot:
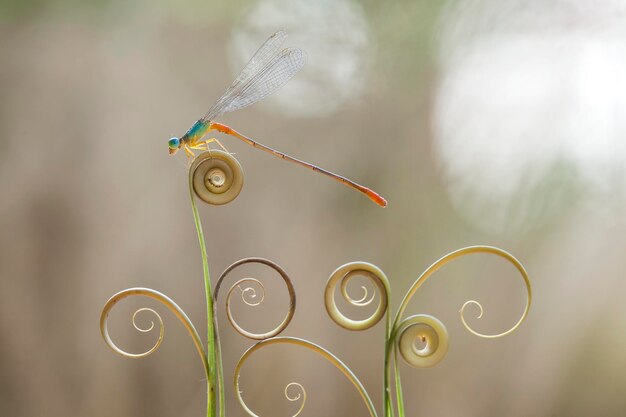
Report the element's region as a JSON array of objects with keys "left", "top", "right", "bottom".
[
  {"left": 284, "top": 383, "right": 306, "bottom": 417},
  {"left": 389, "top": 245, "right": 531, "bottom": 368},
  {"left": 325, "top": 262, "right": 390, "bottom": 331},
  {"left": 234, "top": 337, "right": 378, "bottom": 417},
  {"left": 190, "top": 150, "right": 244, "bottom": 205},
  {"left": 396, "top": 315, "right": 449, "bottom": 368},
  {"left": 100, "top": 288, "right": 209, "bottom": 379},
  {"left": 132, "top": 308, "right": 160, "bottom": 333},
  {"left": 342, "top": 280, "right": 375, "bottom": 306},
  {"left": 237, "top": 279, "right": 266, "bottom": 306},
  {"left": 214, "top": 258, "right": 295, "bottom": 340}
]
